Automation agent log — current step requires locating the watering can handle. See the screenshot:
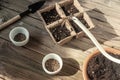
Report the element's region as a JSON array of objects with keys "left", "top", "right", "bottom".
[{"left": 72, "top": 17, "right": 120, "bottom": 64}]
